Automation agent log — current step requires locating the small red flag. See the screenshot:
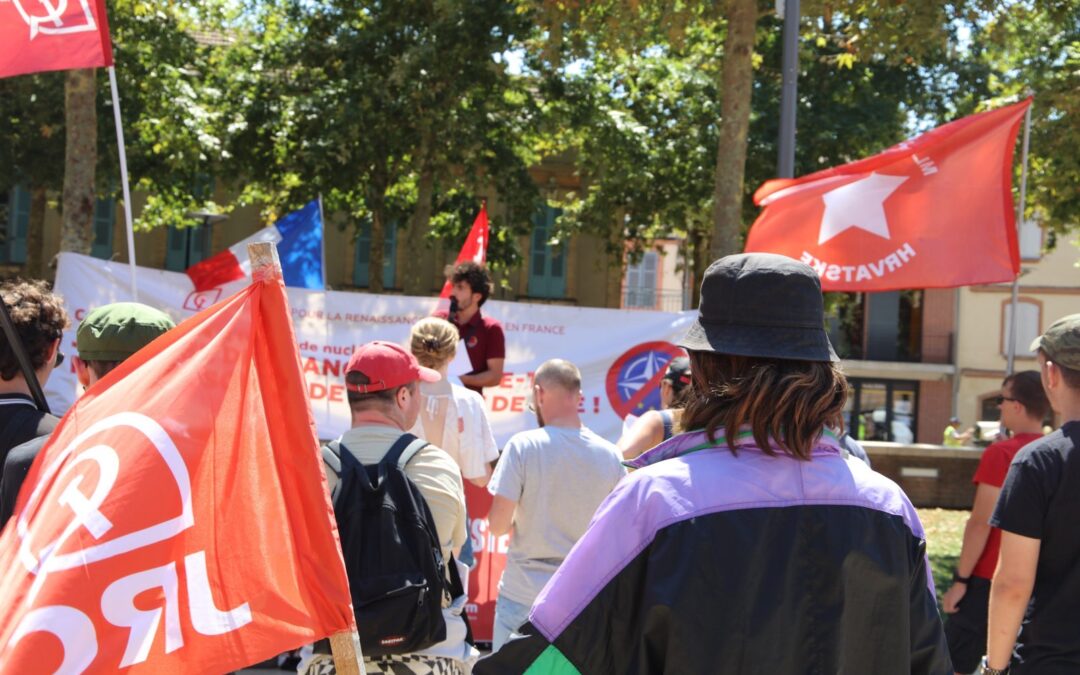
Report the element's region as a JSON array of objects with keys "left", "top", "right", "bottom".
[
  {"left": 0, "top": 0, "right": 114, "bottom": 79},
  {"left": 745, "top": 99, "right": 1031, "bottom": 291},
  {"left": 0, "top": 265, "right": 354, "bottom": 672},
  {"left": 440, "top": 205, "right": 490, "bottom": 298}
]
